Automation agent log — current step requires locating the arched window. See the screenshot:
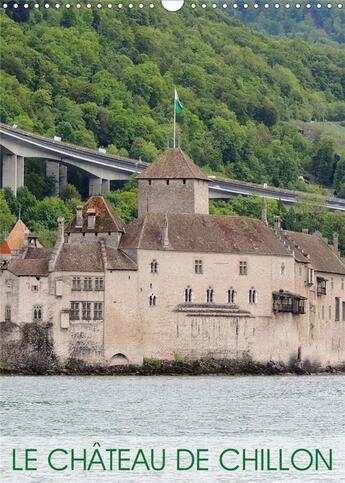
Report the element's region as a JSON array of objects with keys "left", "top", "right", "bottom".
[
  {"left": 206, "top": 288, "right": 214, "bottom": 303},
  {"left": 249, "top": 288, "right": 257, "bottom": 304},
  {"left": 150, "top": 260, "right": 159, "bottom": 273},
  {"left": 227, "top": 288, "right": 236, "bottom": 304},
  {"left": 33, "top": 305, "right": 42, "bottom": 321},
  {"left": 184, "top": 287, "right": 192, "bottom": 303},
  {"left": 149, "top": 294, "right": 156, "bottom": 306}
]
